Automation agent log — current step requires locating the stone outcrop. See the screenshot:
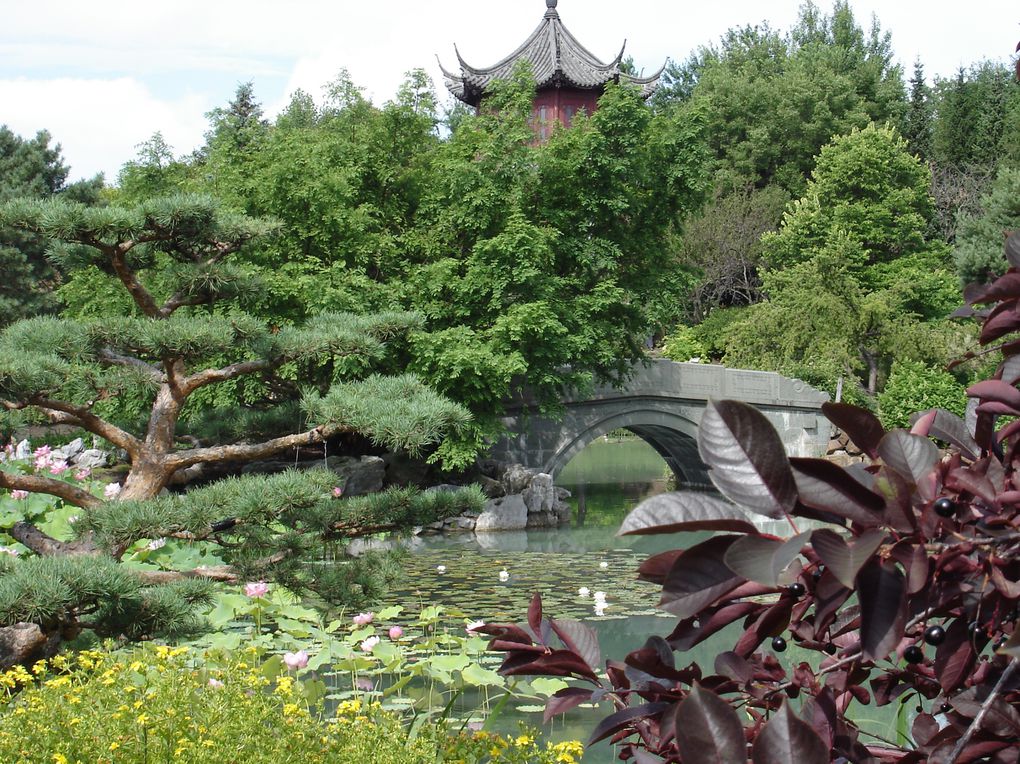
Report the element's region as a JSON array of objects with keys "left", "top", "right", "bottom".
[
  {"left": 418, "top": 464, "right": 571, "bottom": 536},
  {"left": 241, "top": 455, "right": 385, "bottom": 496},
  {"left": 824, "top": 429, "right": 867, "bottom": 468}
]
